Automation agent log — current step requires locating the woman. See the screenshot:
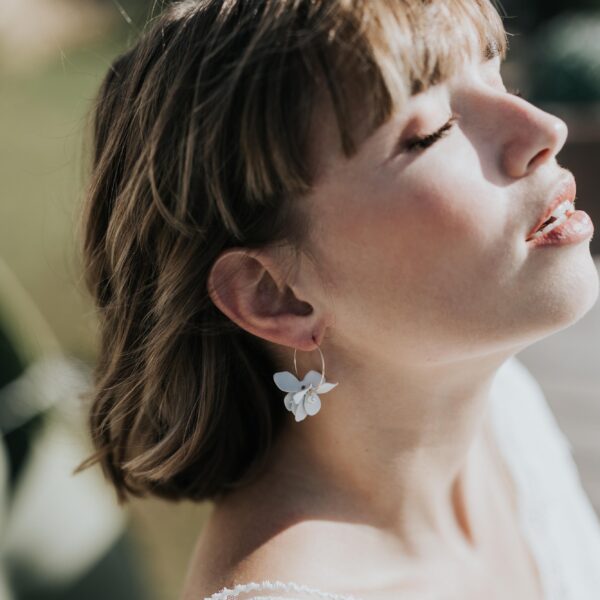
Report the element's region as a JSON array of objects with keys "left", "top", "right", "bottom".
[{"left": 74, "top": 0, "right": 600, "bottom": 598}]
